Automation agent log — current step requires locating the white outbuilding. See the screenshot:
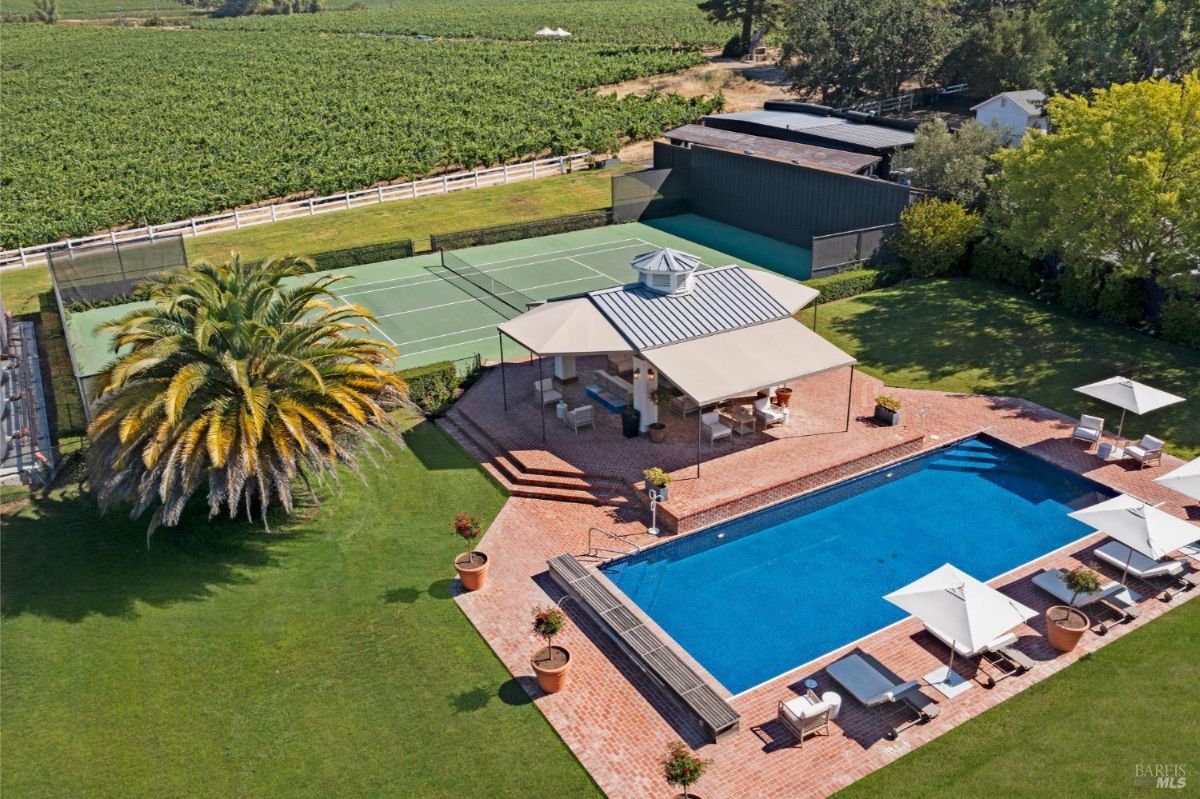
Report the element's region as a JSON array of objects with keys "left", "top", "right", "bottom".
[{"left": 970, "top": 90, "right": 1047, "bottom": 144}]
